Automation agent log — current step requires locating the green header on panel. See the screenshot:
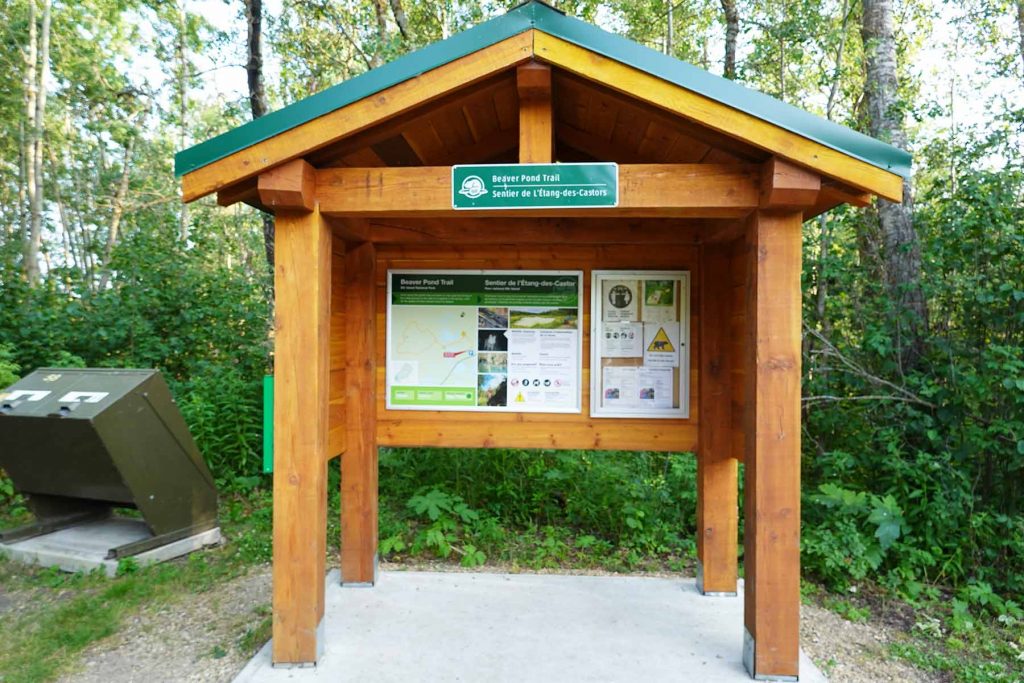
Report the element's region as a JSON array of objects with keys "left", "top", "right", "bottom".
[{"left": 392, "top": 273, "right": 579, "bottom": 307}]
